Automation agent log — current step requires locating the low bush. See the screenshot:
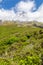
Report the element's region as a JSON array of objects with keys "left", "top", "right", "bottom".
[{"left": 19, "top": 56, "right": 41, "bottom": 65}]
